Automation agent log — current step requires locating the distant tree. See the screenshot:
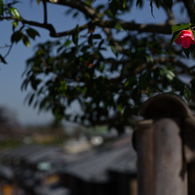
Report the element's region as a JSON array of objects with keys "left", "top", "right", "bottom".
[
  {"left": 0, "top": 106, "right": 16, "bottom": 126},
  {"left": 0, "top": 107, "right": 9, "bottom": 126},
  {"left": 0, "top": 0, "right": 195, "bottom": 133},
  {"left": 0, "top": 106, "right": 21, "bottom": 135}
]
